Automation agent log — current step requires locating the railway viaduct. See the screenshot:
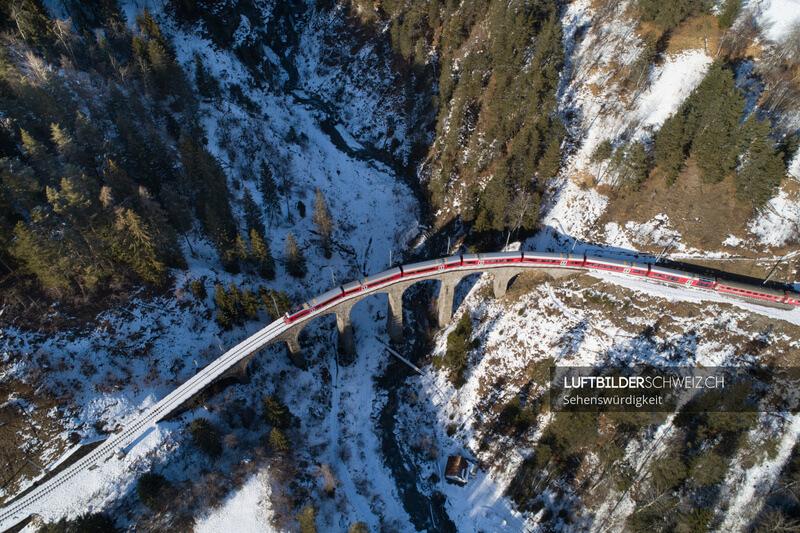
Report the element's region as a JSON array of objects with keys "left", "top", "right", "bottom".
[
  {"left": 0, "top": 261, "right": 583, "bottom": 532},
  {"left": 4, "top": 253, "right": 793, "bottom": 531},
  {"left": 221, "top": 265, "right": 580, "bottom": 382}
]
